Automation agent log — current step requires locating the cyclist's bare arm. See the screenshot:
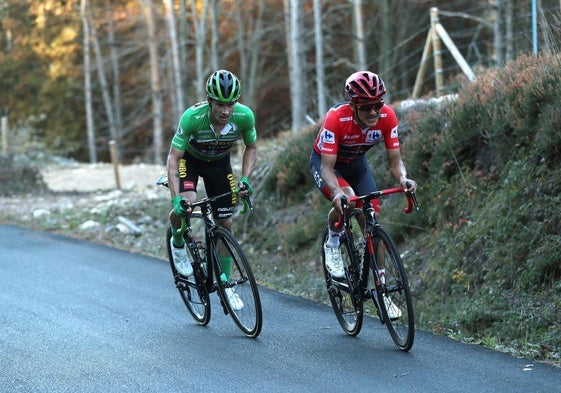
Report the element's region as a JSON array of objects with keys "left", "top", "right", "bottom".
[
  {"left": 241, "top": 142, "right": 257, "bottom": 179},
  {"left": 320, "top": 153, "right": 347, "bottom": 214},
  {"left": 386, "top": 149, "right": 417, "bottom": 193},
  {"left": 166, "top": 146, "right": 185, "bottom": 199}
]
